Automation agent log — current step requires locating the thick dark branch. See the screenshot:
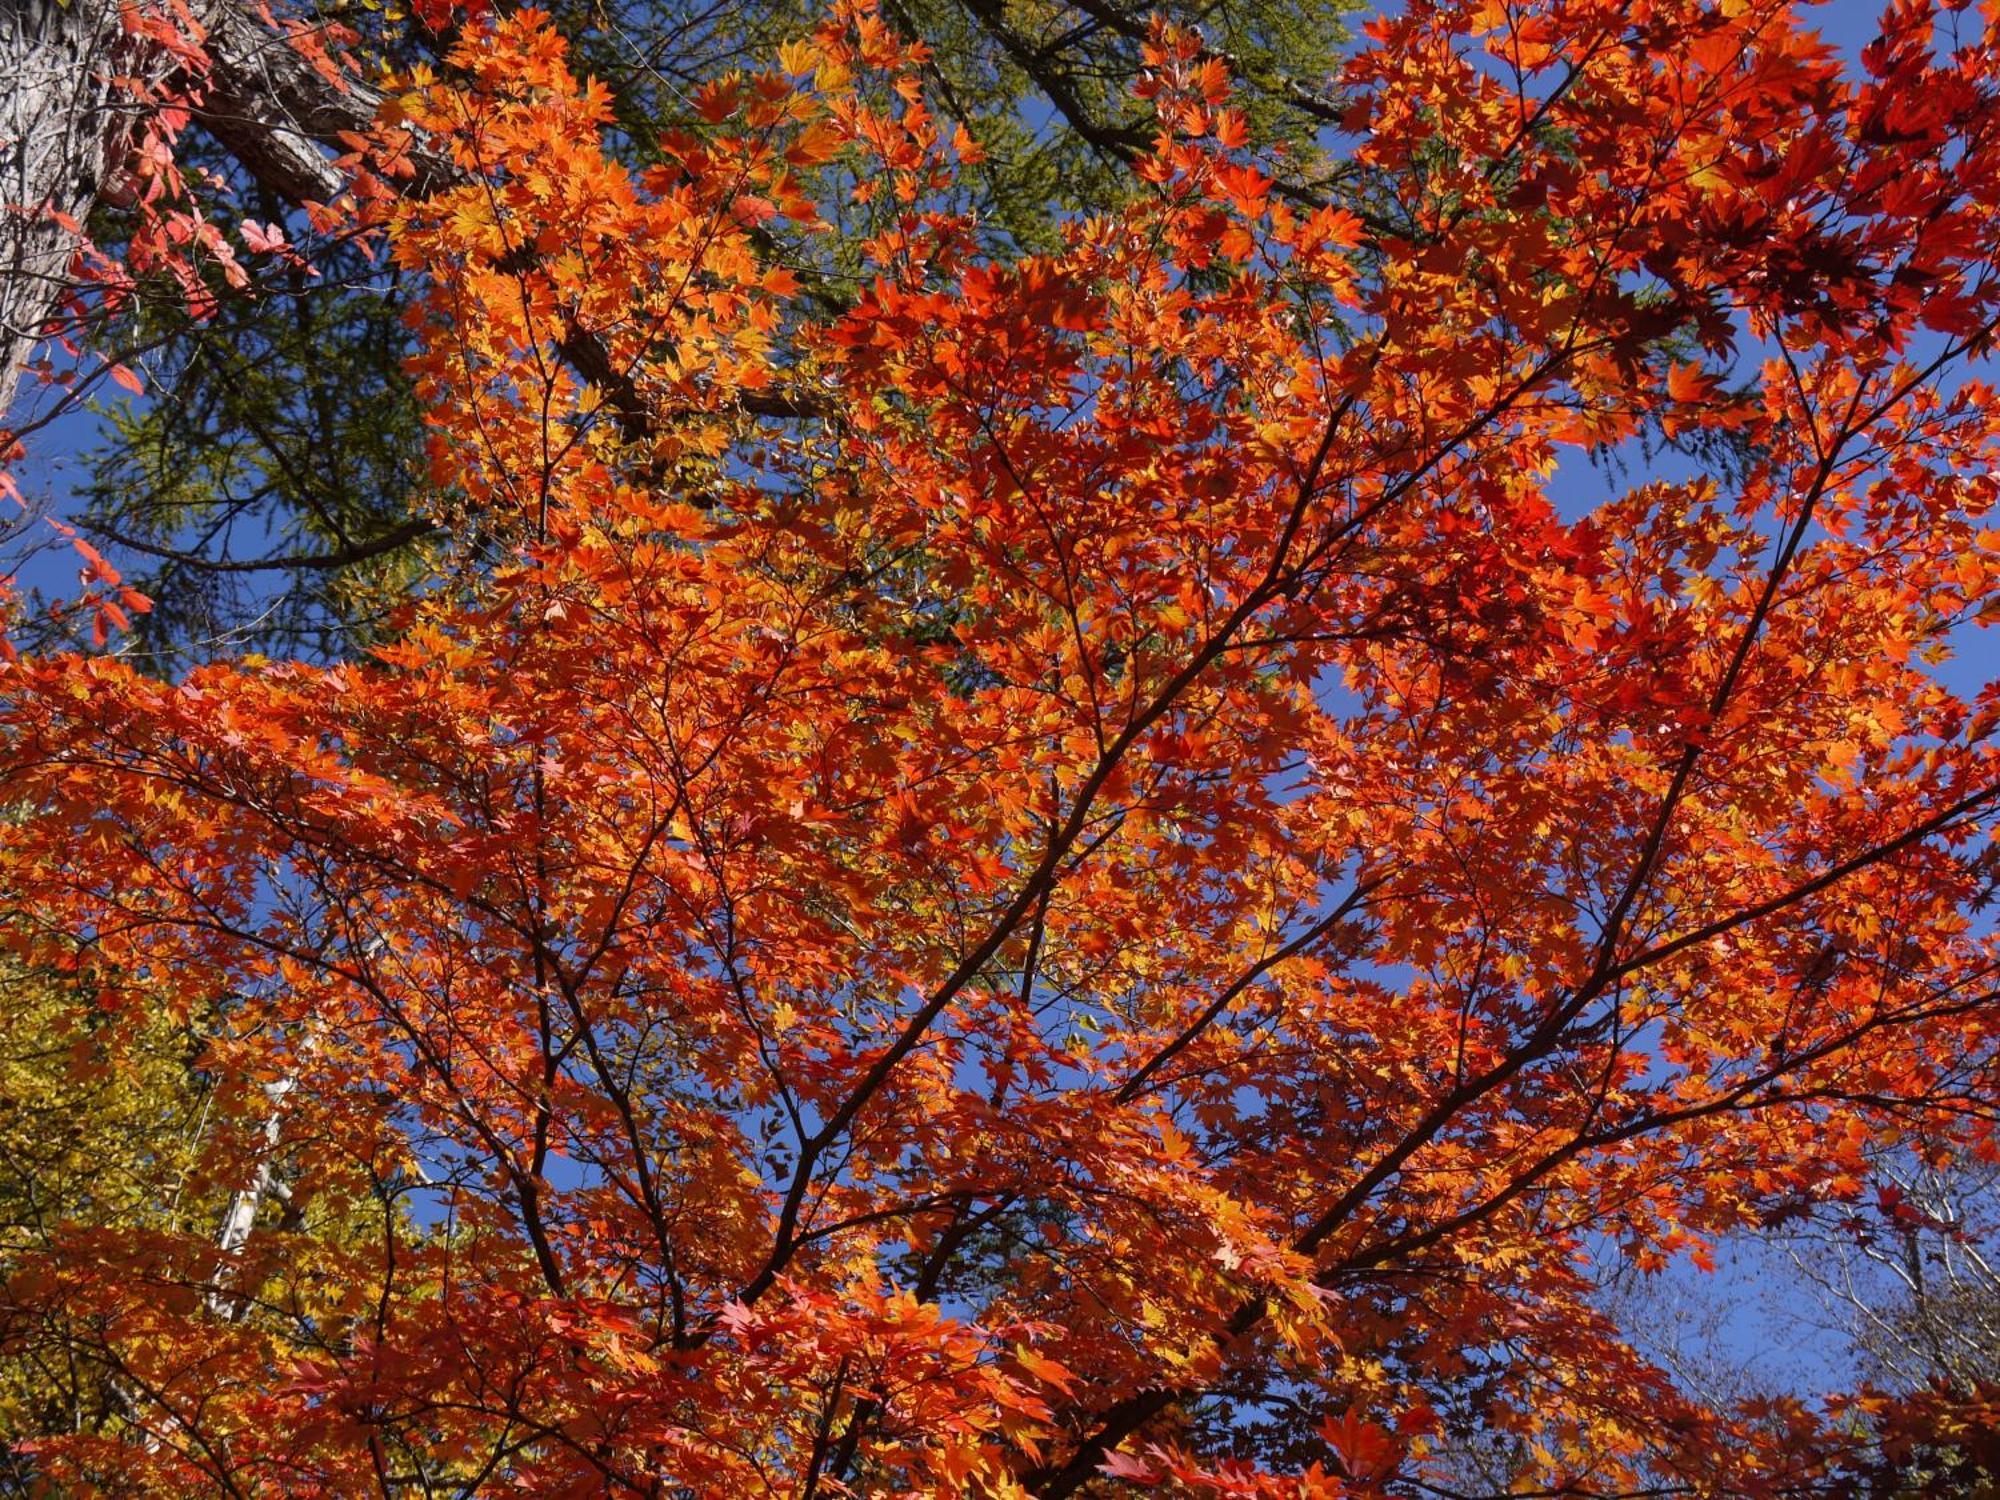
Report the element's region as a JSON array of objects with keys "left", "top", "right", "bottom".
[
  {"left": 84, "top": 515, "right": 438, "bottom": 573},
  {"left": 197, "top": 9, "right": 457, "bottom": 204}
]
